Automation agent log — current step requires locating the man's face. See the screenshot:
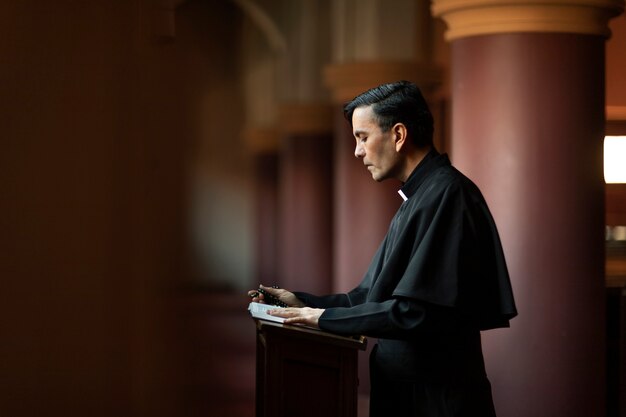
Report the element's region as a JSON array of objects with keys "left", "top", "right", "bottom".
[{"left": 352, "top": 105, "right": 400, "bottom": 182}]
